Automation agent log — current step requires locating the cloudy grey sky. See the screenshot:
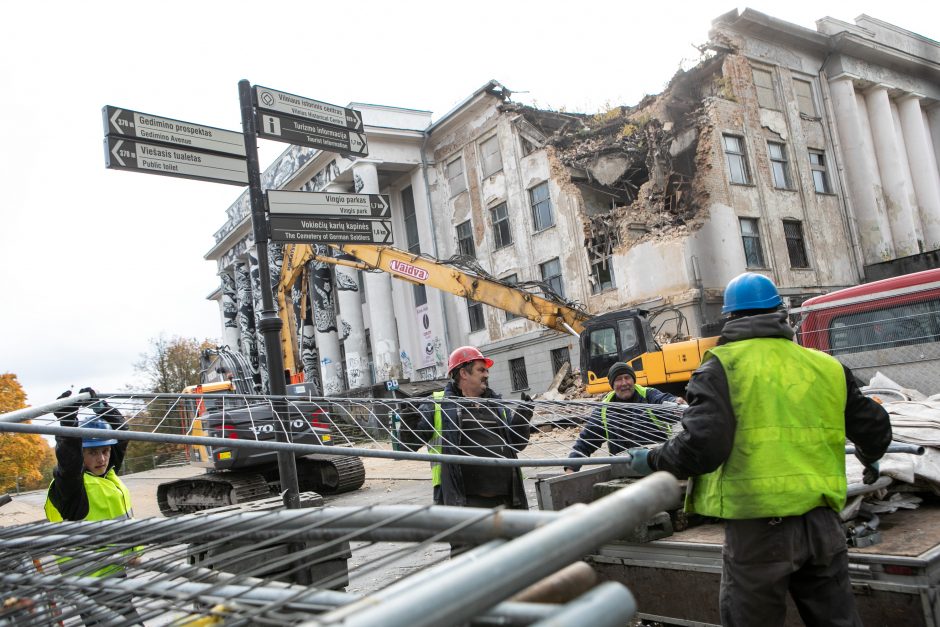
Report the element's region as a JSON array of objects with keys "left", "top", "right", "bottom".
[{"left": 0, "top": 0, "right": 933, "bottom": 408}]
